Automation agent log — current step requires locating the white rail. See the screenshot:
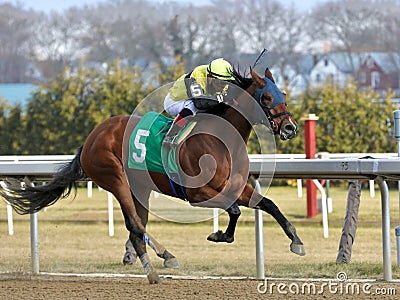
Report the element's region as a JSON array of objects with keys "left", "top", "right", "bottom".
[{"left": 1, "top": 154, "right": 400, "bottom": 281}]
